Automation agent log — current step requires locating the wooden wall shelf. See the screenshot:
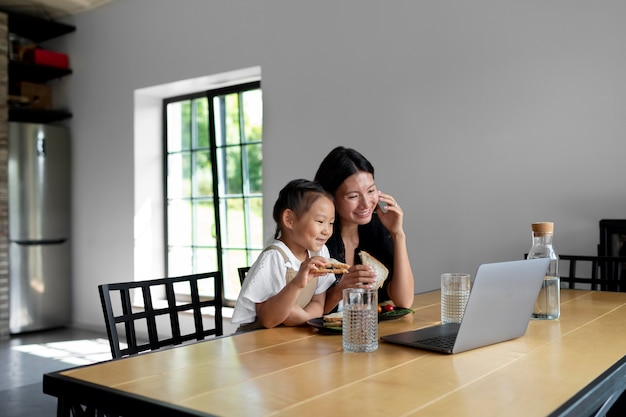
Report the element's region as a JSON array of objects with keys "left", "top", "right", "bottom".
[{"left": 4, "top": 10, "right": 75, "bottom": 124}]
